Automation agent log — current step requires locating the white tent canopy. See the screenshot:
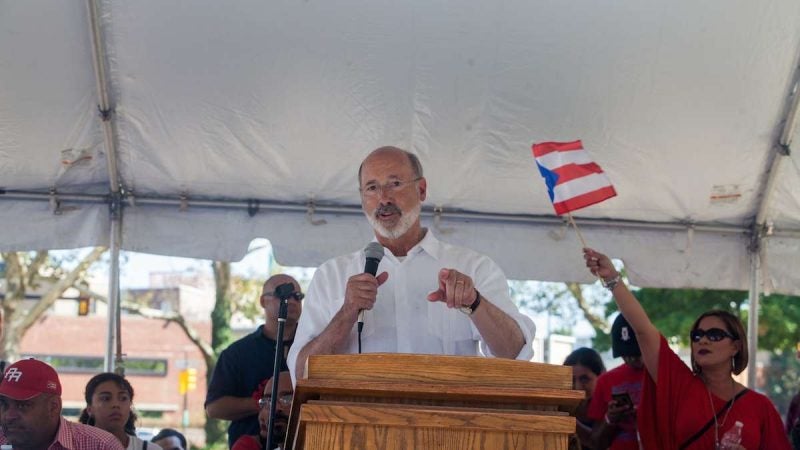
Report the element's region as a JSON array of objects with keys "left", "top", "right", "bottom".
[{"left": 2, "top": 1, "right": 800, "bottom": 375}]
